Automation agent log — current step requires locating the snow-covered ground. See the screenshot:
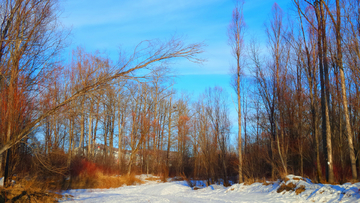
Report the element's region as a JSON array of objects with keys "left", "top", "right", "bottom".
[{"left": 61, "top": 175, "right": 360, "bottom": 203}]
